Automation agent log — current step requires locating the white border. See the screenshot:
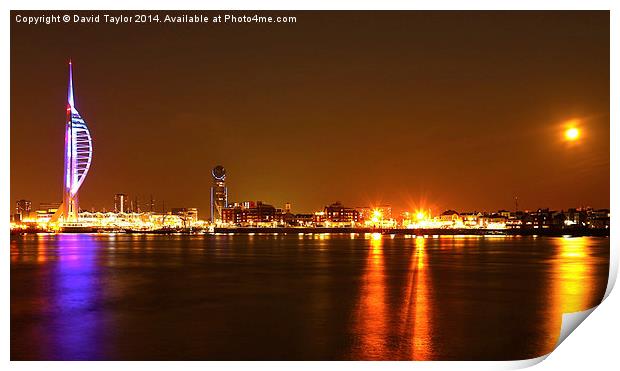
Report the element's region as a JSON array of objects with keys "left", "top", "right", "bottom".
[{"left": 3, "top": 1, "right": 617, "bottom": 370}]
